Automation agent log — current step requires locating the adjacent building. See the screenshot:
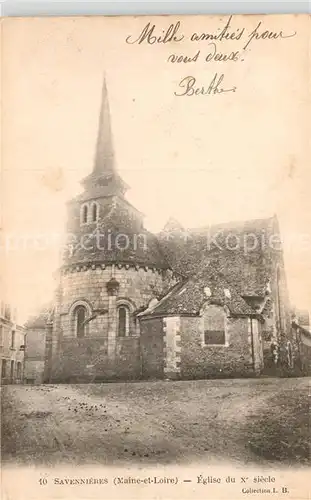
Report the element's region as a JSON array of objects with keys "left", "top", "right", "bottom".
[
  {"left": 0, "top": 225, "right": 26, "bottom": 384},
  {"left": 0, "top": 302, "right": 26, "bottom": 385},
  {"left": 24, "top": 307, "right": 52, "bottom": 384}
]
